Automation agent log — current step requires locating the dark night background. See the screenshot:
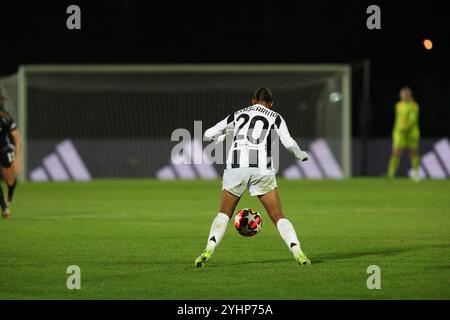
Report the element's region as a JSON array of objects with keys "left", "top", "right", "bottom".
[{"left": 1, "top": 0, "right": 449, "bottom": 138}]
